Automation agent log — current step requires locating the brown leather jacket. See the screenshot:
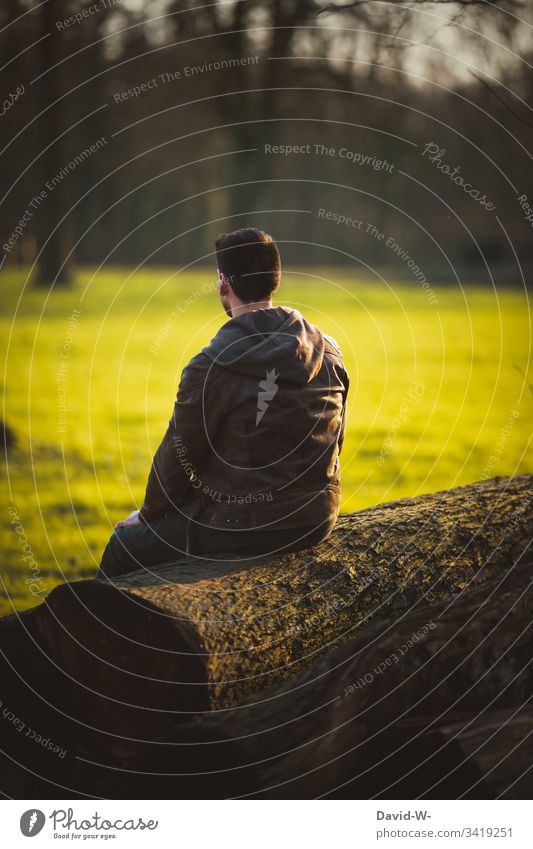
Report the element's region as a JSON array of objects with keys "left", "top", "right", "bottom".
[{"left": 139, "top": 306, "right": 349, "bottom": 534}]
